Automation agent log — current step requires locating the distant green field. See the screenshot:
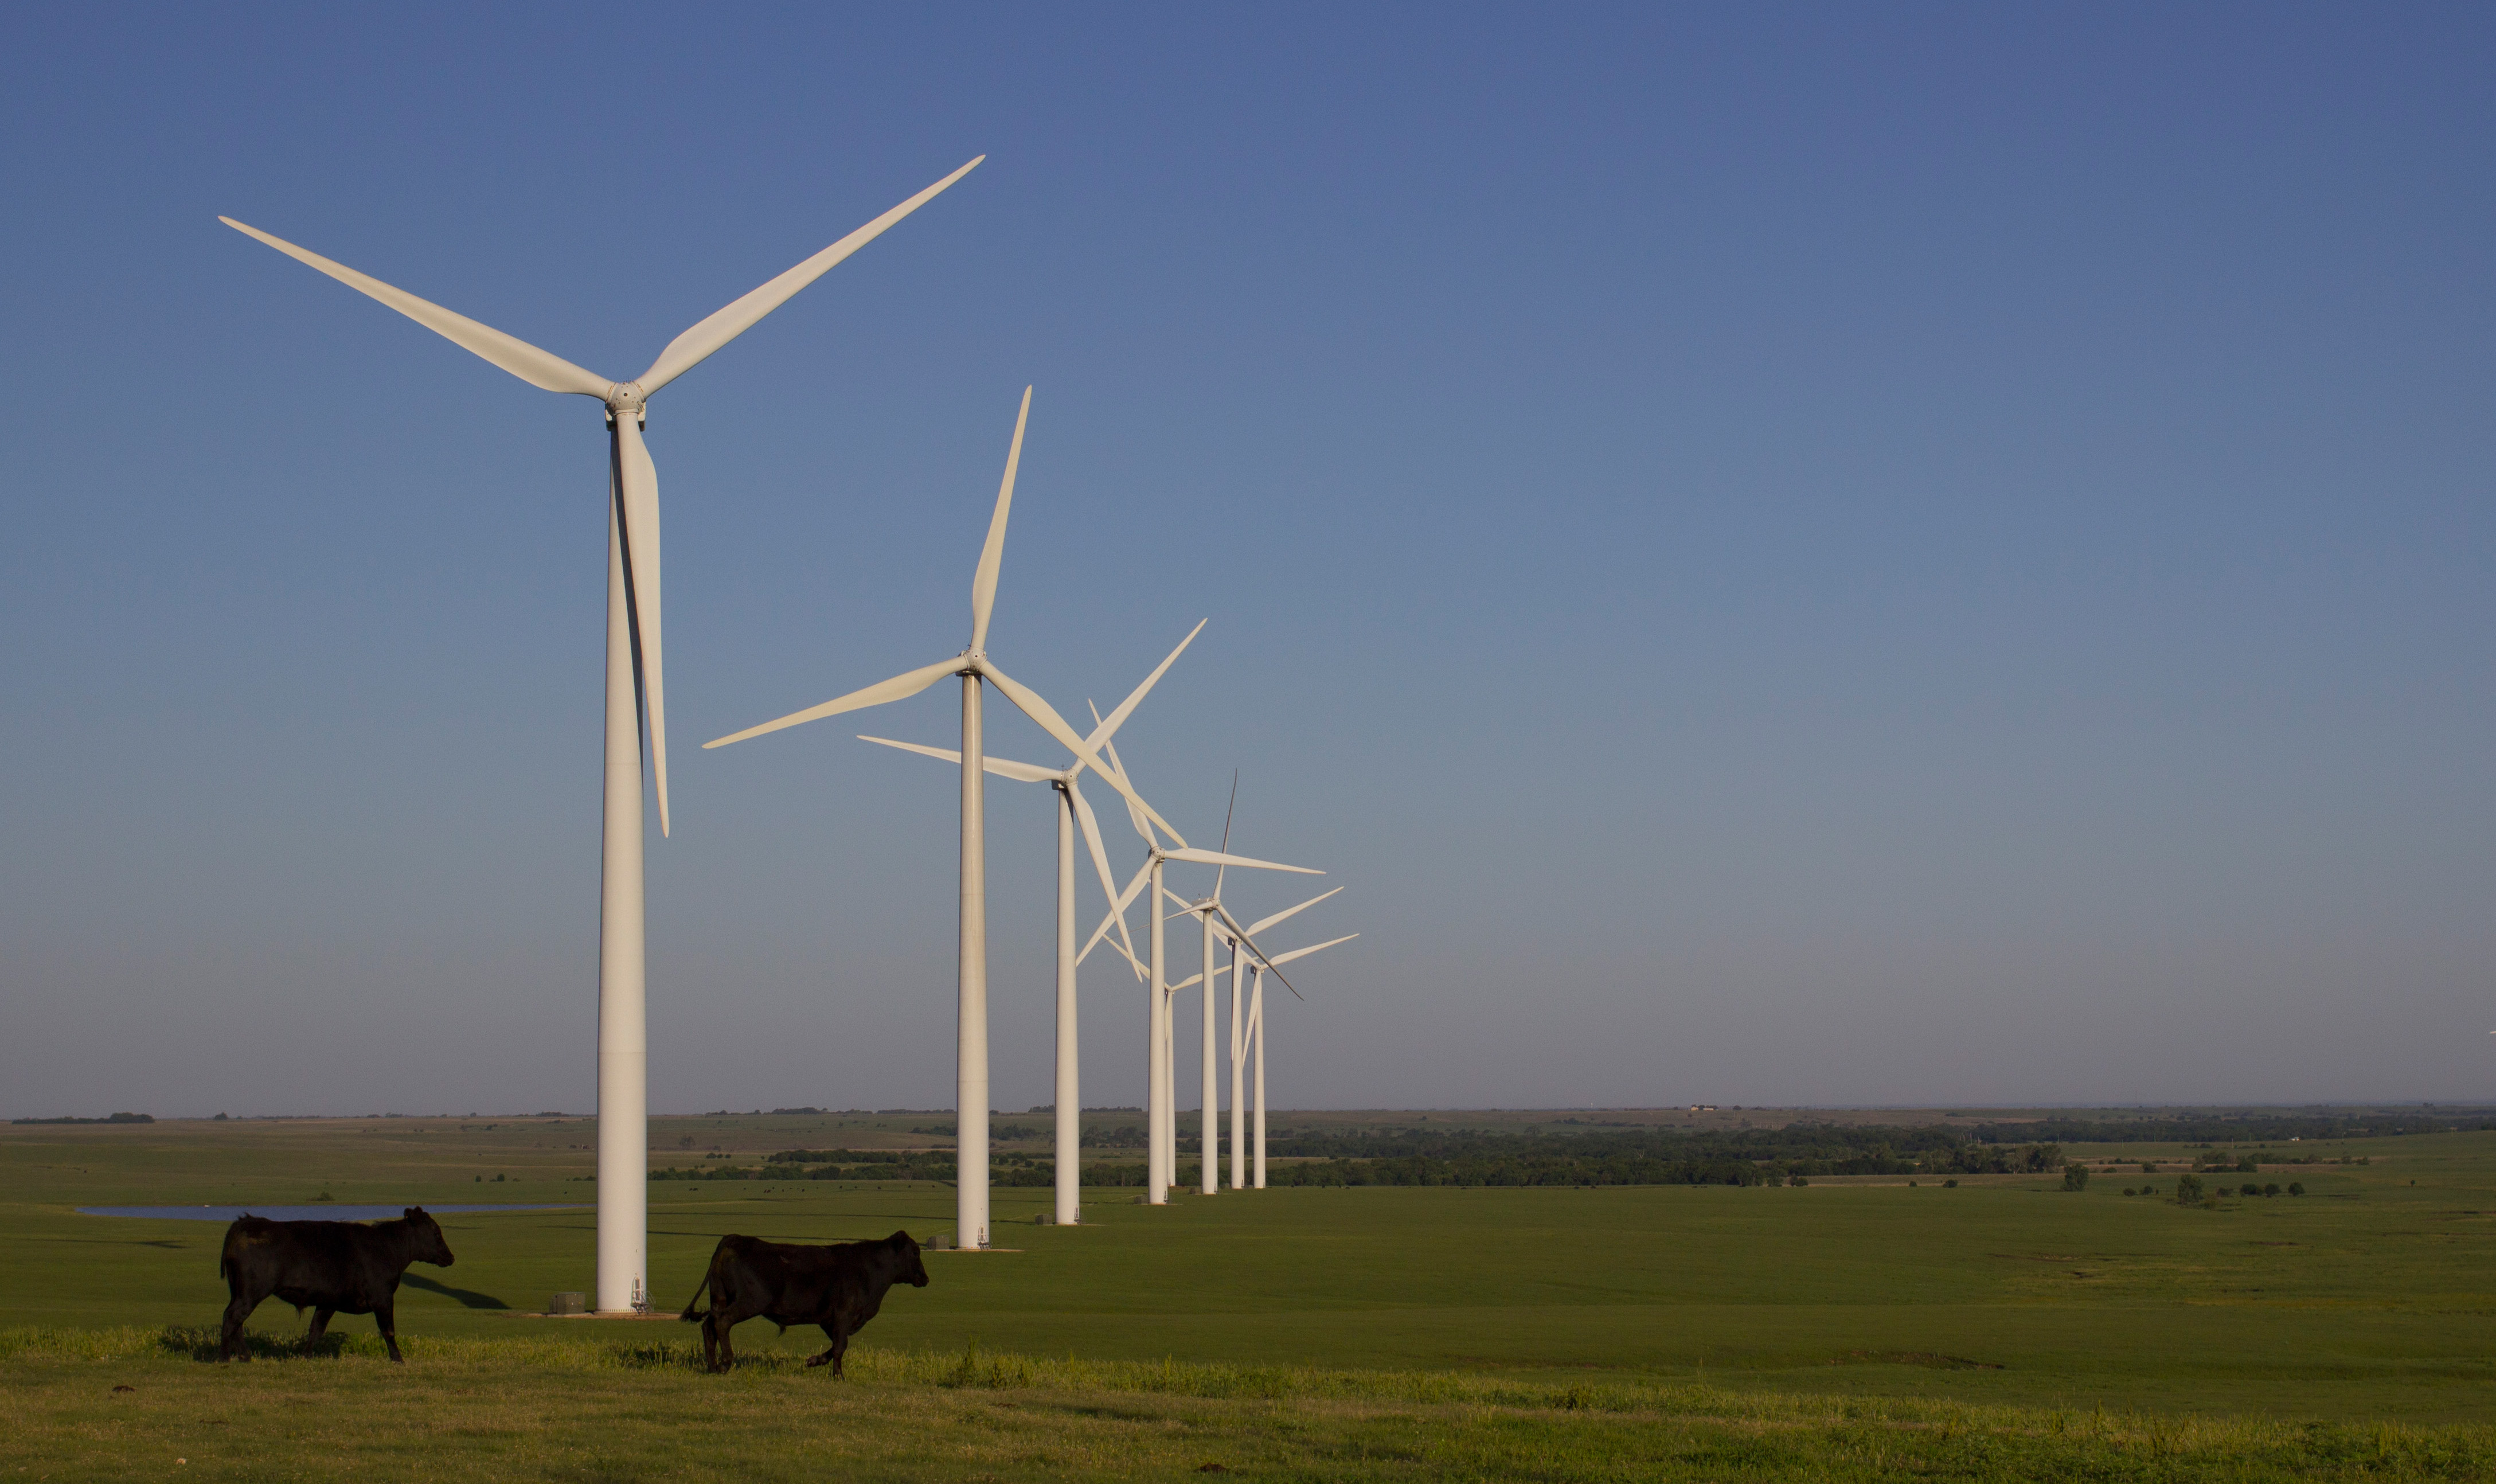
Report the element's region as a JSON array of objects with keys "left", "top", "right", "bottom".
[{"left": 6, "top": 1110, "right": 2492, "bottom": 1432}]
